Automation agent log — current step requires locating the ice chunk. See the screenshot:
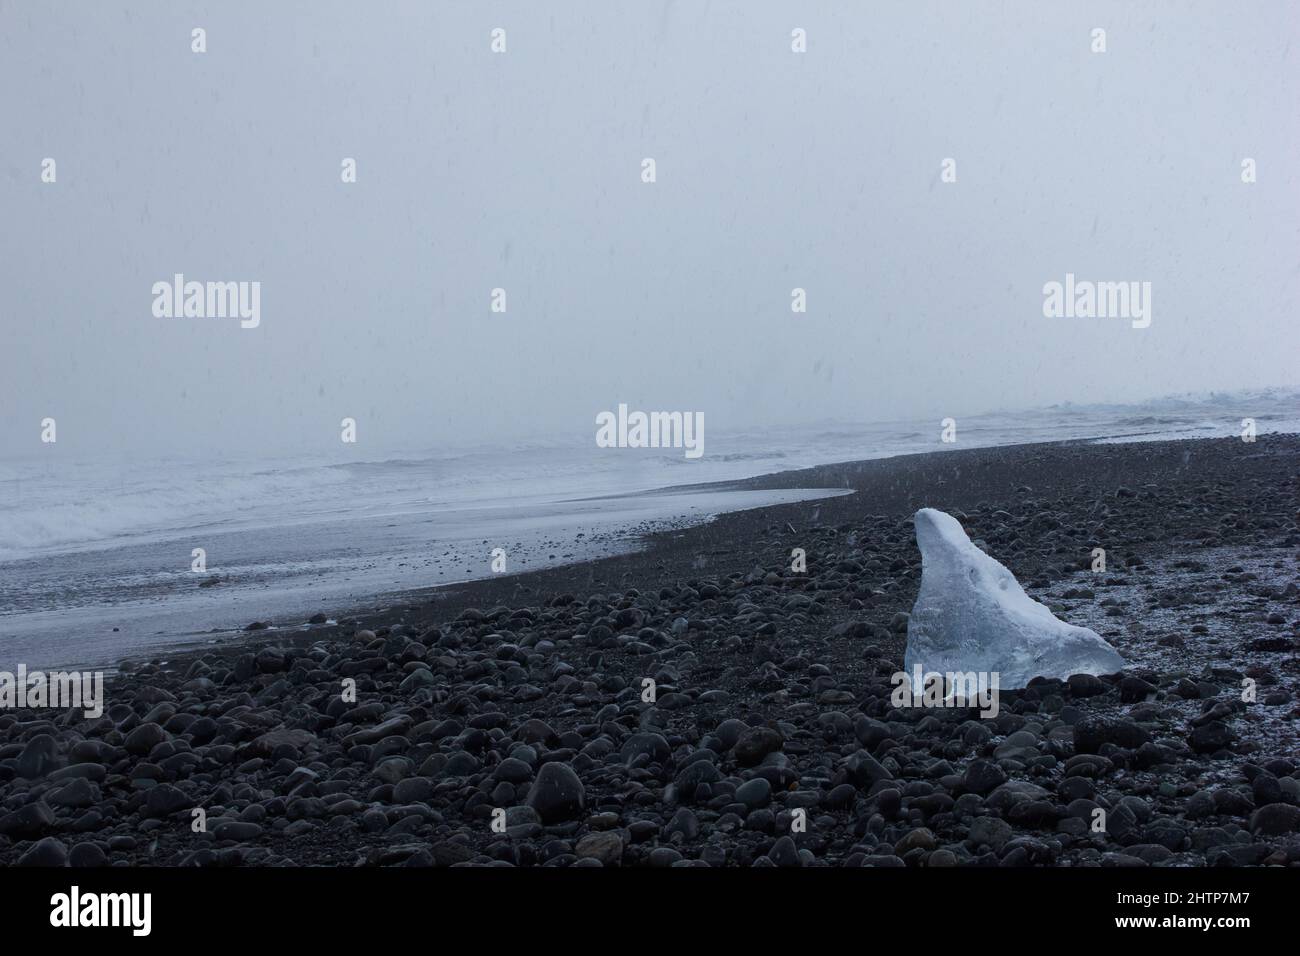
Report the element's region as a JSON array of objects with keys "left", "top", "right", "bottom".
[{"left": 904, "top": 508, "right": 1124, "bottom": 689}]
